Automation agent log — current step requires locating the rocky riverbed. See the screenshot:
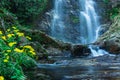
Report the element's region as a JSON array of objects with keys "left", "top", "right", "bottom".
[{"left": 25, "top": 53, "right": 120, "bottom": 80}]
